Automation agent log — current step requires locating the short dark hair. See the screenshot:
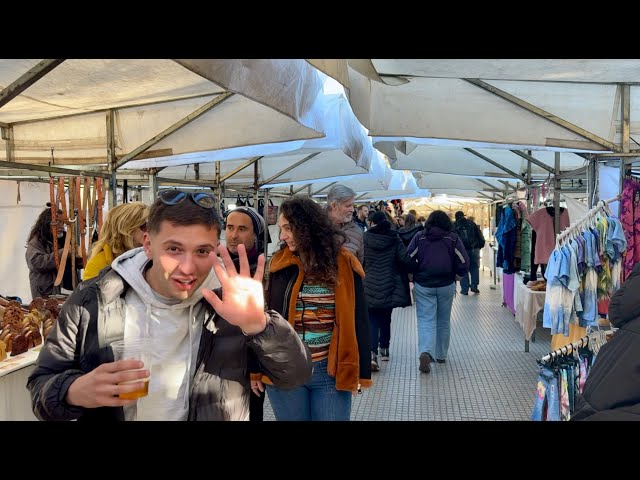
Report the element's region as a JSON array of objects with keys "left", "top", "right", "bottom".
[
  {"left": 147, "top": 196, "right": 222, "bottom": 237},
  {"left": 370, "top": 211, "right": 388, "bottom": 225},
  {"left": 425, "top": 210, "right": 452, "bottom": 232},
  {"left": 455, "top": 210, "right": 465, "bottom": 220}
]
